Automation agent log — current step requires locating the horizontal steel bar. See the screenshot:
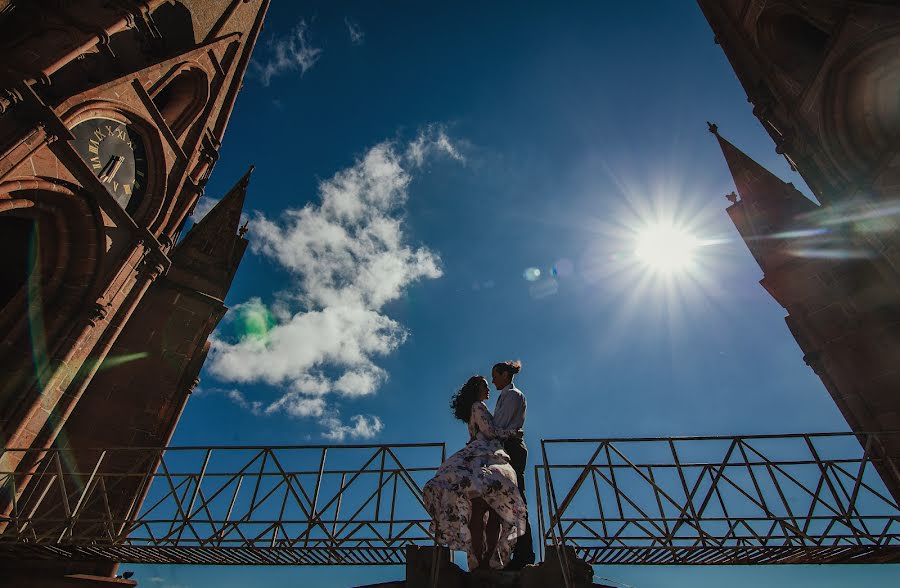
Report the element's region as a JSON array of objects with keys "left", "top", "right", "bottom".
[
  {"left": 540, "top": 431, "right": 900, "bottom": 444},
  {"left": 0, "top": 443, "right": 446, "bottom": 452}
]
